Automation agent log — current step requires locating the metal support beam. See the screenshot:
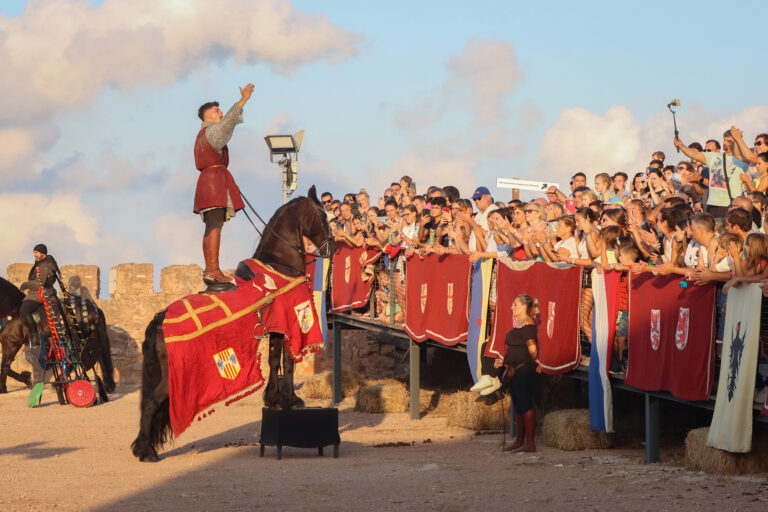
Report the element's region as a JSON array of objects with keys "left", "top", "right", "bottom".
[
  {"left": 409, "top": 340, "right": 420, "bottom": 420},
  {"left": 332, "top": 320, "right": 342, "bottom": 404},
  {"left": 644, "top": 392, "right": 660, "bottom": 463}
]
